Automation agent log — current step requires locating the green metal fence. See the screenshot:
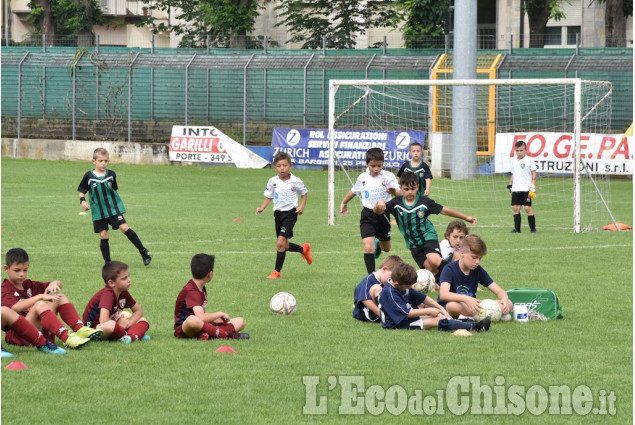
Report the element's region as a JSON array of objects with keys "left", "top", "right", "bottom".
[{"left": 1, "top": 46, "right": 631, "bottom": 144}]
